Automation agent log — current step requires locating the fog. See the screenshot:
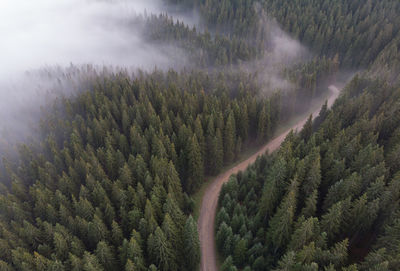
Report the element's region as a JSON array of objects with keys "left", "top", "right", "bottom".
[
  {"left": 259, "top": 20, "right": 309, "bottom": 91},
  {"left": 0, "top": 0, "right": 313, "bottom": 159},
  {"left": 0, "top": 0, "right": 196, "bottom": 77},
  {"left": 241, "top": 12, "right": 309, "bottom": 93},
  {"left": 0, "top": 0, "right": 197, "bottom": 148}
]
